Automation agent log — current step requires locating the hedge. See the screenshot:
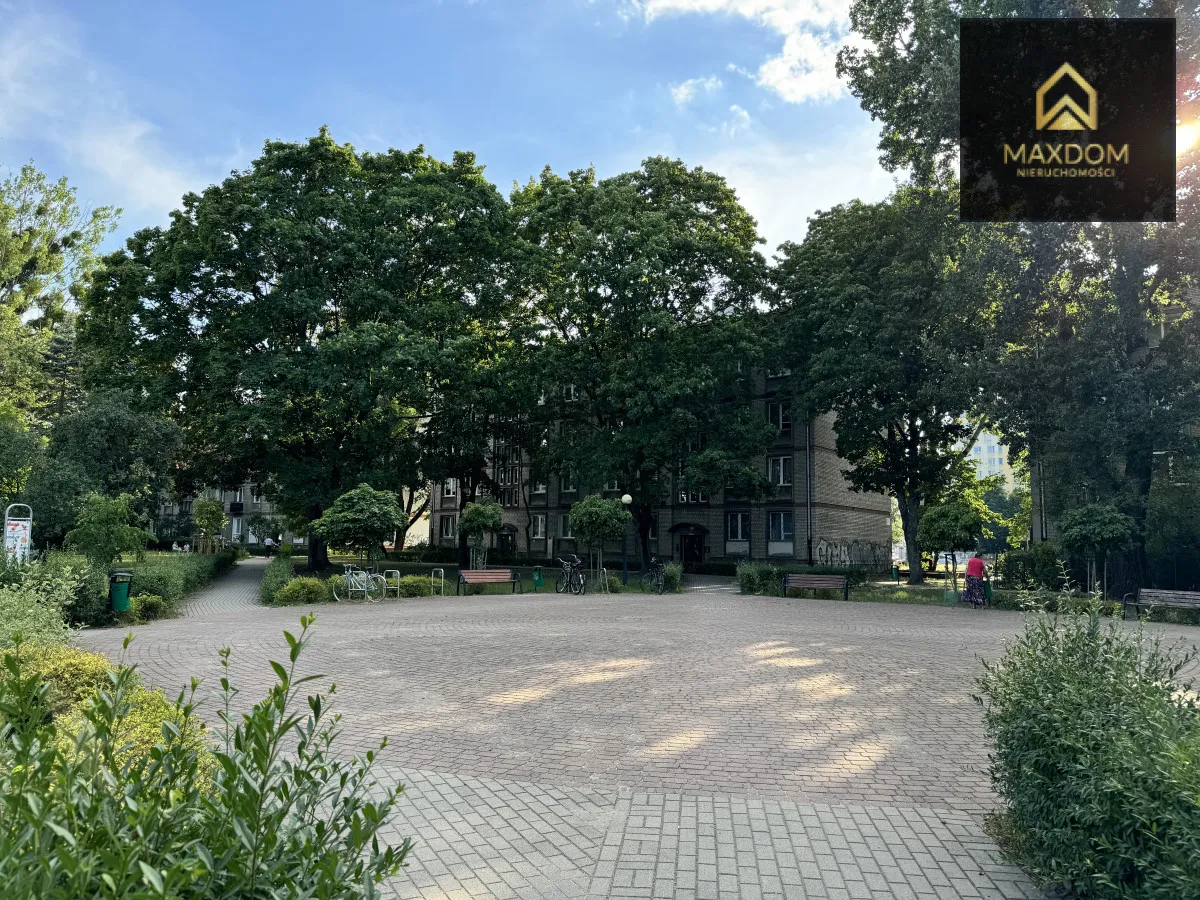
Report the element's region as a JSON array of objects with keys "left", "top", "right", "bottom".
[
  {"left": 977, "top": 606, "right": 1200, "bottom": 897},
  {"left": 260, "top": 556, "right": 295, "bottom": 604},
  {"left": 128, "top": 551, "right": 237, "bottom": 612},
  {"left": 736, "top": 562, "right": 869, "bottom": 595},
  {"left": 274, "top": 577, "right": 333, "bottom": 606}
]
